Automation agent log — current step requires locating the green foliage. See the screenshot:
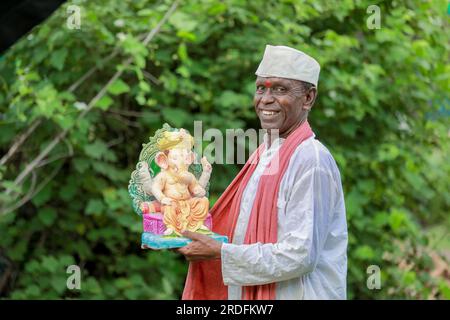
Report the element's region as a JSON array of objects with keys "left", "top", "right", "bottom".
[{"left": 0, "top": 0, "right": 449, "bottom": 299}]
